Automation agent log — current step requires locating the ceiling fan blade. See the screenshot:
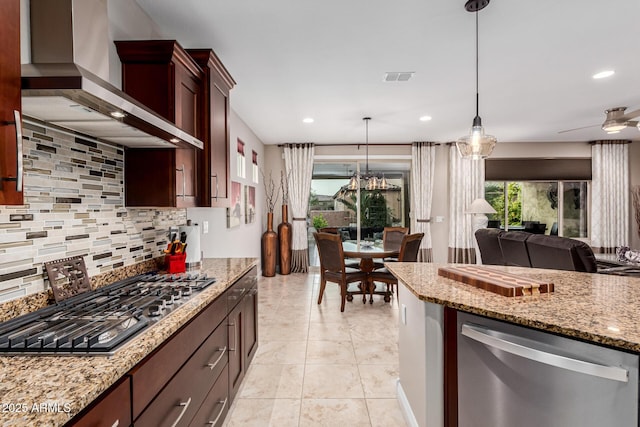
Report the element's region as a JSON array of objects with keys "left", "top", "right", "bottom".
[
  {"left": 622, "top": 109, "right": 640, "bottom": 120},
  {"left": 557, "top": 124, "right": 600, "bottom": 134}
]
